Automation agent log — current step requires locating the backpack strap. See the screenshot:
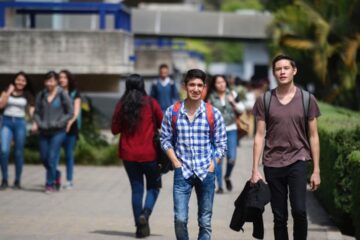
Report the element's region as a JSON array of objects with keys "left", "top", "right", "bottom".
[
  {"left": 171, "top": 101, "right": 215, "bottom": 142},
  {"left": 263, "top": 89, "right": 273, "bottom": 131},
  {"left": 300, "top": 89, "right": 310, "bottom": 140},
  {"left": 171, "top": 101, "right": 182, "bottom": 130},
  {"left": 205, "top": 102, "right": 215, "bottom": 142}
]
